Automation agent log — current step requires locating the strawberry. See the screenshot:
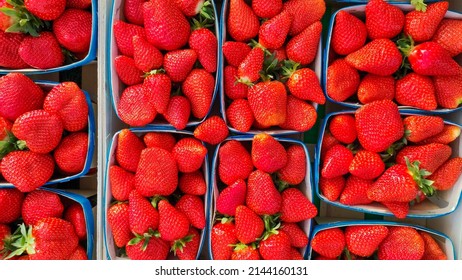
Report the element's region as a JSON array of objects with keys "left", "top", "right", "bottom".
[
  {"left": 175, "top": 0, "right": 205, "bottom": 17},
  {"left": 226, "top": 99, "right": 254, "bottom": 132},
  {"left": 420, "top": 231, "right": 447, "bottom": 260},
  {"left": 222, "top": 41, "right": 251, "bottom": 67},
  {"left": 107, "top": 202, "right": 132, "bottom": 248},
  {"left": 248, "top": 80, "right": 287, "bottom": 127},
  {"left": 53, "top": 9, "right": 92, "bottom": 53},
  {"left": 420, "top": 124, "right": 461, "bottom": 145},
  {"left": 345, "top": 225, "right": 389, "bottom": 258},
  {"left": 329, "top": 115, "right": 357, "bottom": 144},
  {"left": 123, "top": 0, "right": 145, "bottom": 25},
  {"left": 404, "top": 41, "right": 459, "bottom": 76},
  {"left": 246, "top": 170, "right": 281, "bottom": 216},
  {"left": 178, "top": 170, "right": 206, "bottom": 196},
  {"left": 126, "top": 234, "right": 170, "bottom": 260},
  {"left": 286, "top": 21, "right": 322, "bottom": 65},
  {"left": 0, "top": 116, "right": 11, "bottom": 141},
  {"left": 68, "top": 246, "right": 88, "bottom": 260},
  {"left": 280, "top": 96, "right": 317, "bottom": 132},
  {"left": 172, "top": 227, "right": 201, "bottom": 260},
  {"left": 346, "top": 39, "right": 402, "bottom": 76},
  {"left": 365, "top": 0, "right": 405, "bottom": 40},
  {"left": 237, "top": 47, "right": 264, "bottom": 84},
  {"left": 349, "top": 150, "right": 385, "bottom": 180},
  {"left": 321, "top": 144, "right": 354, "bottom": 179},
  {"left": 404, "top": 115, "right": 444, "bottom": 143},
  {"left": 433, "top": 68, "right": 462, "bottom": 109},
  {"left": 280, "top": 223, "right": 308, "bottom": 248},
  {"left": 311, "top": 228, "right": 345, "bottom": 259},
  {"left": 193, "top": 116, "right": 229, "bottom": 145},
  {"left": 143, "top": 132, "right": 176, "bottom": 152},
  {"left": 172, "top": 137, "right": 207, "bottom": 173},
  {"left": 158, "top": 200, "right": 190, "bottom": 242},
  {"left": 64, "top": 203, "right": 87, "bottom": 241},
  {"left": 135, "top": 147, "right": 178, "bottom": 197},
  {"left": 53, "top": 132, "right": 88, "bottom": 175},
  {"left": 271, "top": 47, "right": 287, "bottom": 62},
  {"left": 396, "top": 143, "right": 451, "bottom": 174},
  {"left": 357, "top": 74, "right": 395, "bottom": 104},
  {"left": 291, "top": 248, "right": 304, "bottom": 260},
  {"left": 227, "top": 0, "right": 259, "bottom": 42},
  {"left": 211, "top": 221, "right": 238, "bottom": 260},
  {"left": 18, "top": 32, "right": 64, "bottom": 69},
  {"left": 164, "top": 49, "right": 198, "bottom": 83},
  {"left": 355, "top": 100, "right": 404, "bottom": 153},
  {"left": 43, "top": 82, "right": 89, "bottom": 132},
  {"left": 143, "top": 0, "right": 190, "bottom": 51},
  {"left": 339, "top": 176, "right": 373, "bottom": 206},
  {"left": 0, "top": 0, "right": 13, "bottom": 32},
  {"left": 381, "top": 201, "right": 409, "bottom": 219},
  {"left": 231, "top": 243, "right": 261, "bottom": 260},
  {"left": 129, "top": 190, "right": 159, "bottom": 235},
  {"left": 24, "top": 0, "right": 65, "bottom": 21},
  {"left": 280, "top": 188, "right": 317, "bottom": 223},
  {"left": 224, "top": 66, "right": 248, "bottom": 100},
  {"left": 113, "top": 20, "right": 145, "bottom": 57},
  {"left": 0, "top": 73, "right": 44, "bottom": 122},
  {"left": 433, "top": 19, "right": 462, "bottom": 57},
  {"left": 284, "top": 66, "right": 325, "bottom": 104},
  {"left": 189, "top": 28, "right": 217, "bottom": 73},
  {"left": 175, "top": 195, "right": 205, "bottom": 230},
  {"left": 252, "top": 0, "right": 282, "bottom": 19},
  {"left": 182, "top": 69, "right": 215, "bottom": 119},
  {"left": 116, "top": 129, "right": 145, "bottom": 173},
  {"left": 143, "top": 72, "right": 171, "bottom": 114},
  {"left": 0, "top": 31, "right": 28, "bottom": 69},
  {"left": 216, "top": 179, "right": 247, "bottom": 216},
  {"left": 251, "top": 133, "right": 287, "bottom": 173},
  {"left": 428, "top": 157, "right": 462, "bottom": 191},
  {"left": 21, "top": 190, "right": 63, "bottom": 226},
  {"left": 0, "top": 188, "right": 24, "bottom": 224},
  {"left": 331, "top": 10, "right": 367, "bottom": 55},
  {"left": 114, "top": 55, "right": 144, "bottom": 86},
  {"left": 218, "top": 140, "right": 253, "bottom": 185},
  {"left": 258, "top": 10, "right": 292, "bottom": 50},
  {"left": 283, "top": 0, "right": 325, "bottom": 36},
  {"left": 235, "top": 205, "right": 264, "bottom": 244},
  {"left": 405, "top": 1, "right": 448, "bottom": 43},
  {"left": 117, "top": 84, "right": 157, "bottom": 127},
  {"left": 133, "top": 36, "right": 163, "bottom": 72},
  {"left": 320, "top": 176, "right": 345, "bottom": 202},
  {"left": 378, "top": 226, "right": 425, "bottom": 260},
  {"left": 277, "top": 145, "right": 306, "bottom": 186},
  {"left": 326, "top": 59, "right": 360, "bottom": 102},
  {"left": 164, "top": 96, "right": 191, "bottom": 130},
  {"left": 259, "top": 231, "right": 292, "bottom": 260}
]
